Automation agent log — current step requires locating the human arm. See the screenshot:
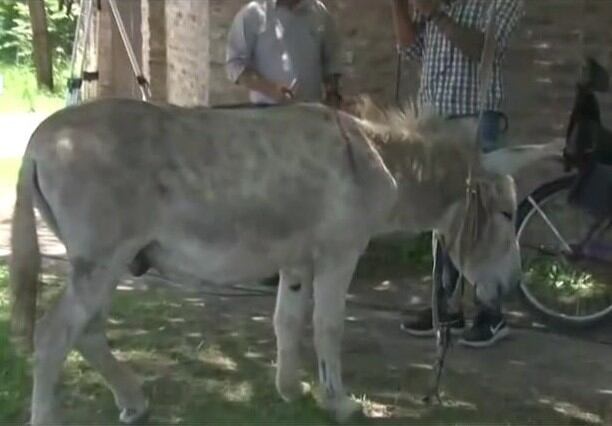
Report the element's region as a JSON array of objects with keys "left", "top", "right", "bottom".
[
  {"left": 391, "top": 0, "right": 420, "bottom": 47},
  {"left": 236, "top": 69, "right": 295, "bottom": 102},
  {"left": 411, "top": 0, "right": 484, "bottom": 61},
  {"left": 391, "top": 0, "right": 425, "bottom": 60},
  {"left": 420, "top": 0, "right": 525, "bottom": 62},
  {"left": 225, "top": 5, "right": 295, "bottom": 102},
  {"left": 430, "top": 10, "right": 484, "bottom": 61}
]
